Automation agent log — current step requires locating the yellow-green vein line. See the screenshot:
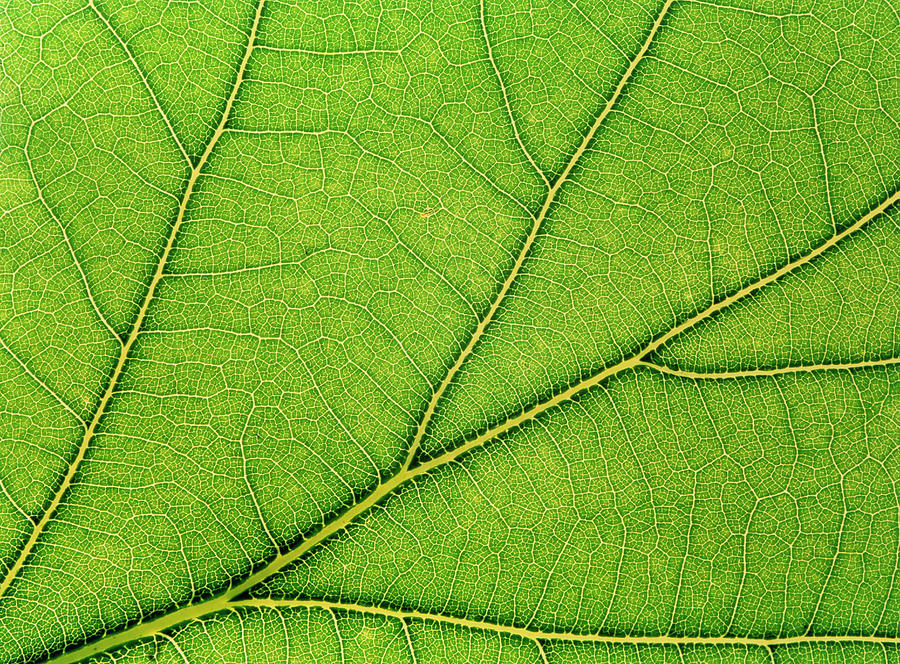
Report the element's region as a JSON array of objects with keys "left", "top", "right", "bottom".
[
  {"left": 400, "top": 0, "right": 676, "bottom": 473},
  {"left": 0, "top": 0, "right": 267, "bottom": 602},
  {"left": 231, "top": 598, "right": 900, "bottom": 648}
]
